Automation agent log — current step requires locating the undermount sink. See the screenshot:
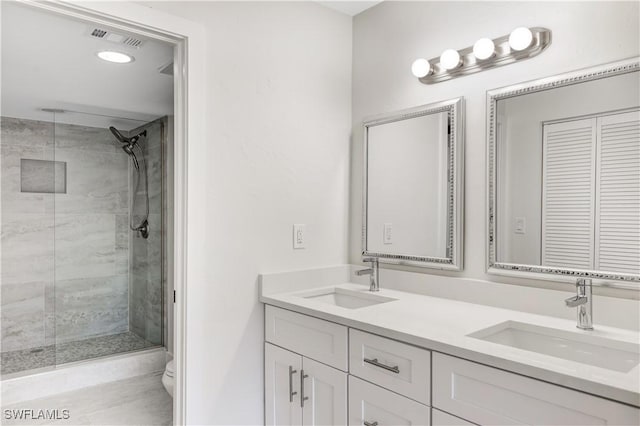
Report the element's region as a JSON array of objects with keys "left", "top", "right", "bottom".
[
  {"left": 299, "top": 287, "right": 396, "bottom": 309},
  {"left": 469, "top": 321, "right": 640, "bottom": 373}
]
